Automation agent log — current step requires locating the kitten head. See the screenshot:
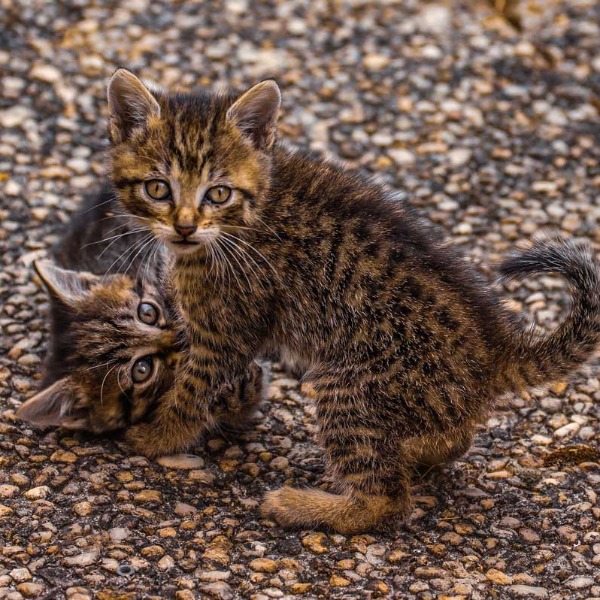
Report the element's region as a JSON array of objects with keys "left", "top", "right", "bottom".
[
  {"left": 16, "top": 260, "right": 180, "bottom": 433},
  {"left": 106, "top": 68, "right": 281, "bottom": 257}
]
